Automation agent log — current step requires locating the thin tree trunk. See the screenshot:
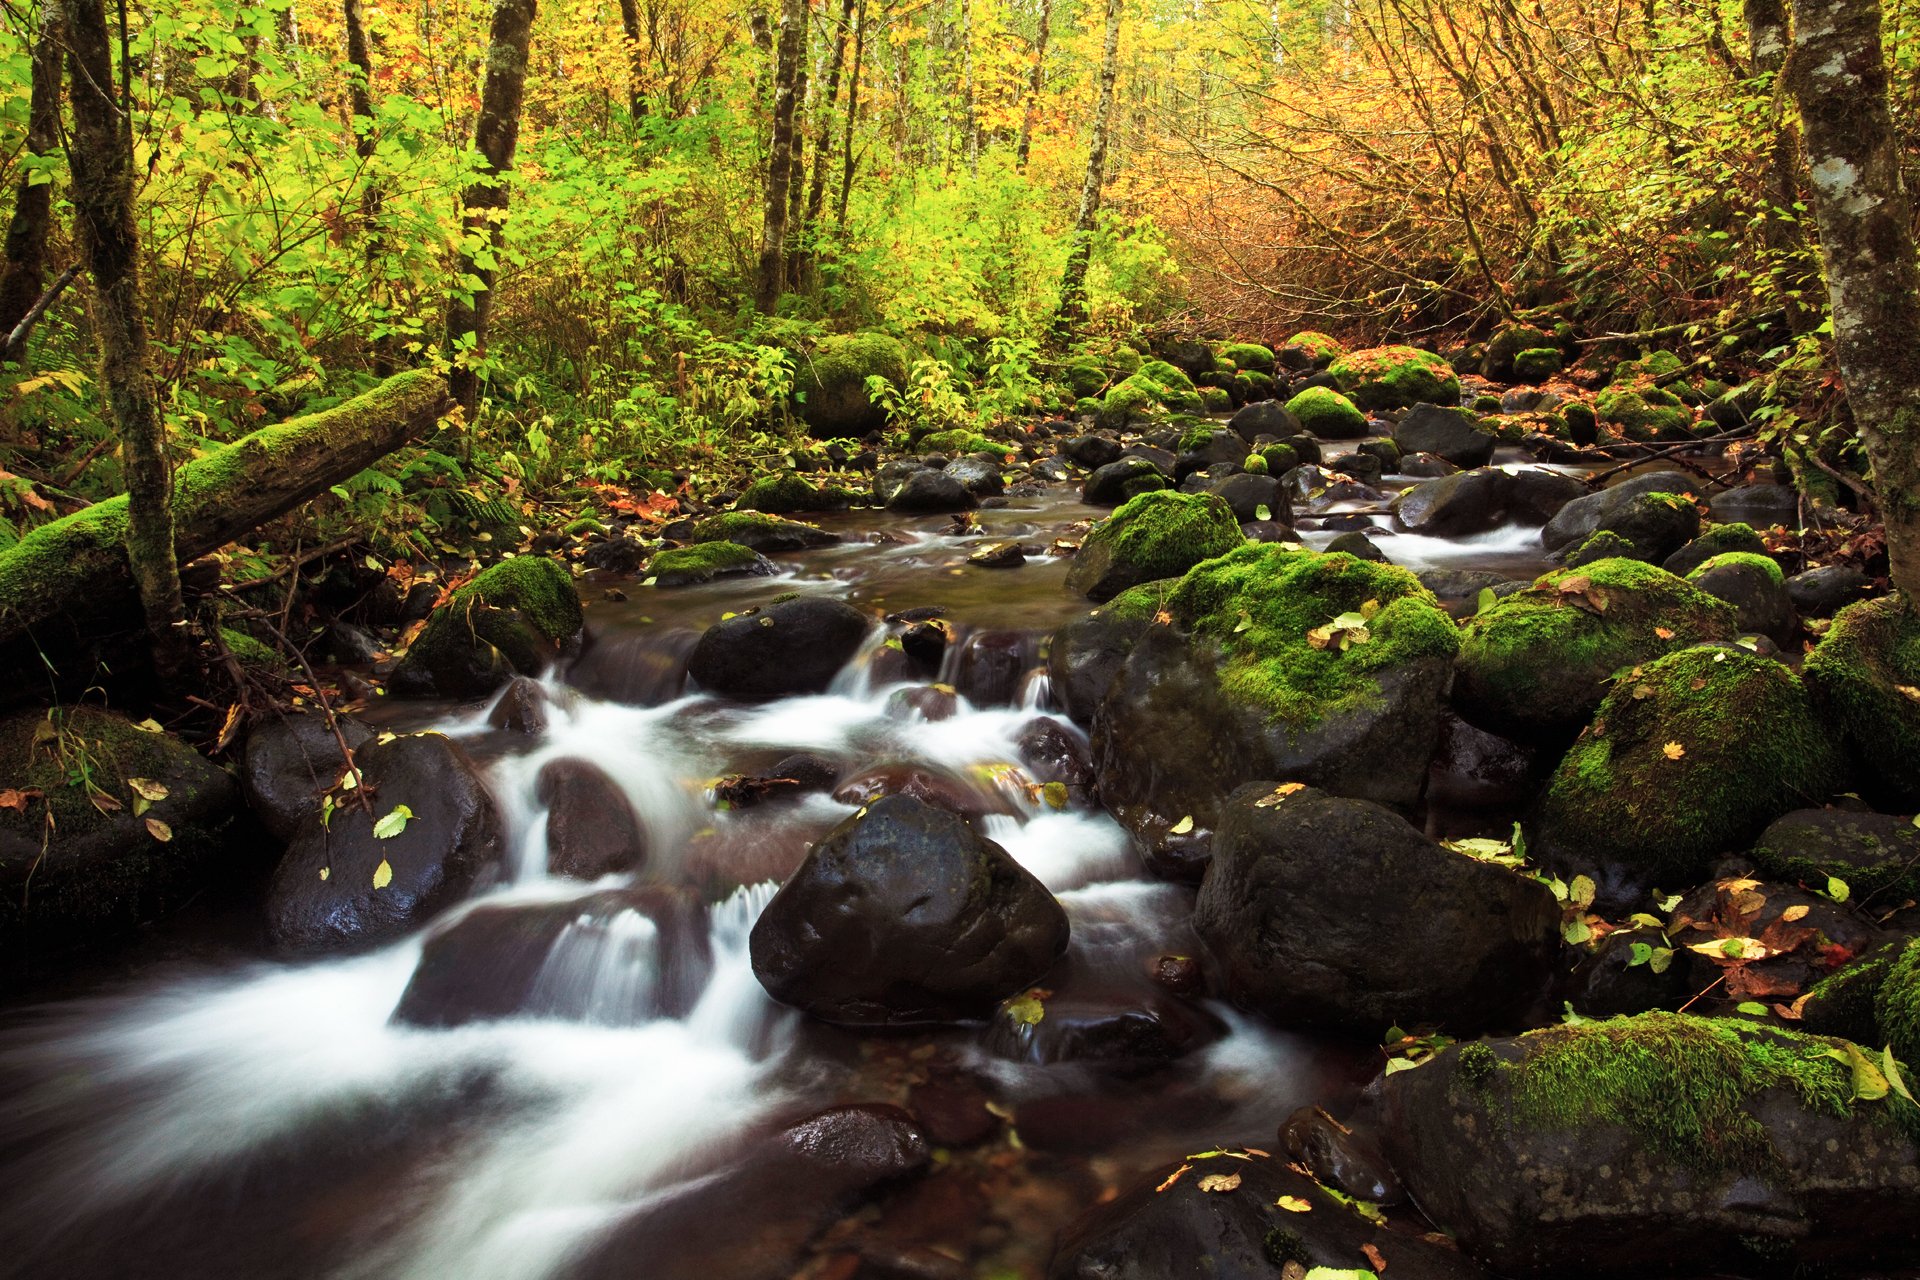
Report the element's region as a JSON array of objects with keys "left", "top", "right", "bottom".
[
  {"left": 0, "top": 0, "right": 69, "bottom": 341},
  {"left": 343, "top": 0, "right": 392, "bottom": 374},
  {"left": 445, "top": 0, "right": 538, "bottom": 420},
  {"left": 1786, "top": 0, "right": 1920, "bottom": 599},
  {"left": 66, "top": 0, "right": 191, "bottom": 679},
  {"left": 1745, "top": 0, "right": 1815, "bottom": 333},
  {"left": 616, "top": 0, "right": 647, "bottom": 120},
  {"left": 757, "top": 0, "right": 806, "bottom": 312},
  {"left": 1014, "top": 0, "right": 1052, "bottom": 172},
  {"left": 1053, "top": 0, "right": 1123, "bottom": 338},
  {"left": 959, "top": 0, "right": 978, "bottom": 172},
  {"left": 835, "top": 0, "right": 866, "bottom": 232},
  {"left": 805, "top": 0, "right": 854, "bottom": 223}
]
